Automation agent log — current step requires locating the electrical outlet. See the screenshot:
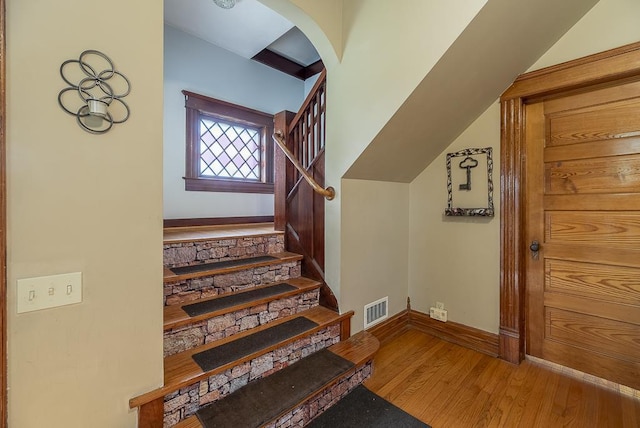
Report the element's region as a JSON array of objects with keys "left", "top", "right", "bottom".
[
  {"left": 429, "top": 307, "right": 448, "bottom": 322},
  {"left": 436, "top": 302, "right": 445, "bottom": 310},
  {"left": 17, "top": 272, "right": 82, "bottom": 313}
]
